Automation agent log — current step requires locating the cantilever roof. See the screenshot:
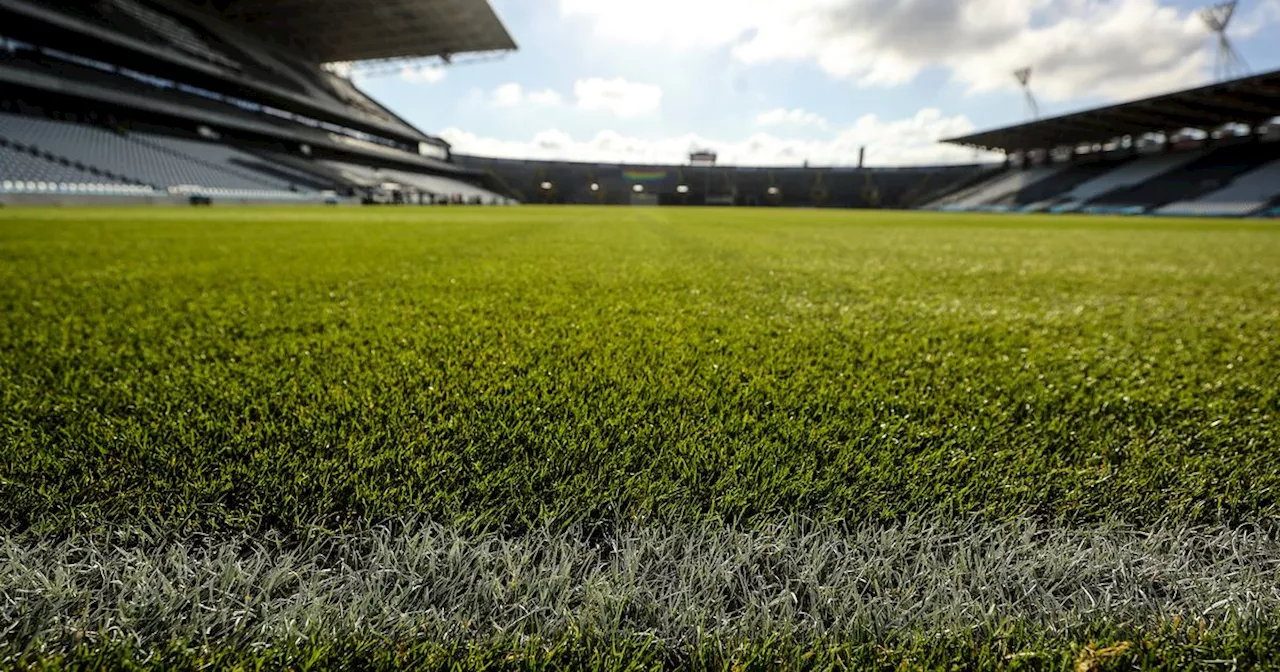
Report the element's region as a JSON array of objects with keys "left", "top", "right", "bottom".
[
  {"left": 944, "top": 68, "right": 1280, "bottom": 153},
  {"left": 200, "top": 0, "right": 517, "bottom": 63}
]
